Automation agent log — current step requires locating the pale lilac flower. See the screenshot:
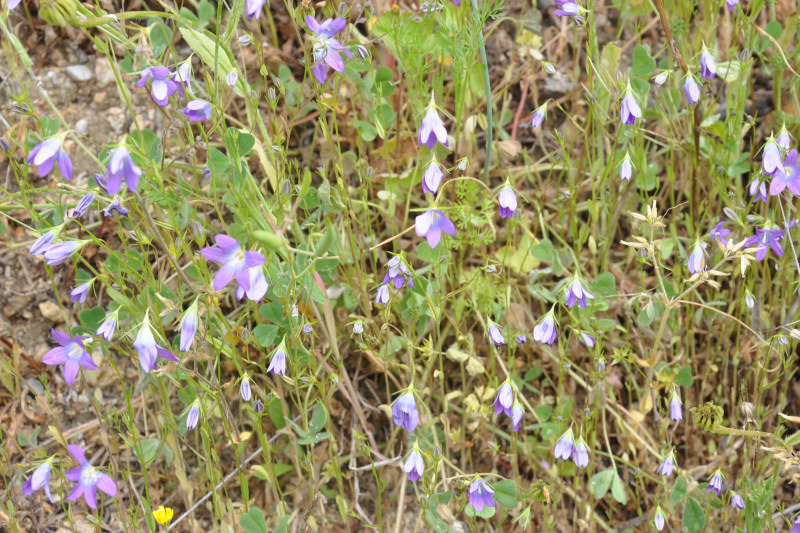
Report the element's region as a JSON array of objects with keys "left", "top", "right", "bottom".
[
  {"left": 620, "top": 85, "right": 642, "bottom": 126},
  {"left": 511, "top": 400, "right": 524, "bottom": 432},
  {"left": 654, "top": 506, "right": 666, "bottom": 531},
  {"left": 422, "top": 157, "right": 443, "bottom": 194},
  {"left": 745, "top": 289, "right": 755, "bottom": 309},
  {"left": 235, "top": 266, "right": 268, "bottom": 302},
  {"left": 133, "top": 311, "right": 179, "bottom": 373},
  {"left": 65, "top": 445, "right": 116, "bottom": 509},
  {"left": 683, "top": 75, "right": 700, "bottom": 105},
  {"left": 7, "top": 0, "right": 21, "bottom": 9},
  {"left": 709, "top": 221, "right": 731, "bottom": 244},
  {"left": 731, "top": 492, "right": 744, "bottom": 510},
  {"left": 95, "top": 311, "right": 118, "bottom": 341},
  {"left": 791, "top": 515, "right": 800, "bottom": 533},
  {"left": 186, "top": 400, "right": 200, "bottom": 430},
  {"left": 530, "top": 103, "right": 547, "bottom": 127},
  {"left": 383, "top": 256, "right": 414, "bottom": 289},
  {"left": 306, "top": 16, "right": 352, "bottom": 84},
  {"left": 404, "top": 444, "right": 424, "bottom": 482},
  {"left": 22, "top": 459, "right": 53, "bottom": 502},
  {"left": 246, "top": 0, "right": 265, "bottom": 18},
  {"left": 726, "top": 0, "right": 738, "bottom": 10},
  {"left": 44, "top": 240, "right": 85, "bottom": 266},
  {"left": 700, "top": 48, "right": 716, "bottom": 80},
  {"left": 533, "top": 311, "right": 557, "bottom": 344},
  {"left": 201, "top": 234, "right": 265, "bottom": 293},
  {"left": 498, "top": 184, "right": 518, "bottom": 218},
  {"left": 392, "top": 391, "right": 419, "bottom": 432},
  {"left": 240, "top": 375, "right": 252, "bottom": 401},
  {"left": 744, "top": 227, "right": 785, "bottom": 261},
  {"left": 468, "top": 478, "right": 495, "bottom": 512},
  {"left": 762, "top": 136, "right": 784, "bottom": 176},
  {"left": 106, "top": 146, "right": 142, "bottom": 195},
  {"left": 487, "top": 321, "right": 505, "bottom": 347},
  {"left": 42, "top": 329, "right": 97, "bottom": 385},
  {"left": 184, "top": 99, "right": 212, "bottom": 122},
  {"left": 303, "top": 324, "right": 313, "bottom": 334},
  {"left": 657, "top": 450, "right": 675, "bottom": 477},
  {"left": 70, "top": 193, "right": 95, "bottom": 218},
  {"left": 706, "top": 470, "right": 723, "bottom": 496},
  {"left": 376, "top": 284, "right": 390, "bottom": 304},
  {"left": 29, "top": 227, "right": 61, "bottom": 256},
  {"left": 267, "top": 340, "right": 288, "bottom": 376},
  {"left": 572, "top": 437, "right": 589, "bottom": 467},
  {"left": 516, "top": 335, "right": 526, "bottom": 344},
  {"left": 27, "top": 137, "right": 73, "bottom": 180},
  {"left": 619, "top": 151, "right": 633, "bottom": 181},
  {"left": 669, "top": 391, "right": 682, "bottom": 421},
  {"left": 578, "top": 331, "right": 596, "bottom": 348},
  {"left": 687, "top": 240, "right": 706, "bottom": 273},
  {"left": 777, "top": 123, "right": 792, "bottom": 151},
  {"left": 564, "top": 277, "right": 594, "bottom": 309},
  {"left": 137, "top": 66, "right": 178, "bottom": 106},
  {"left": 253, "top": 399, "right": 264, "bottom": 413},
  {"left": 353, "top": 321, "right": 364, "bottom": 335},
  {"left": 226, "top": 71, "right": 238, "bottom": 87},
  {"left": 491, "top": 382, "right": 514, "bottom": 416},
  {"left": 179, "top": 300, "right": 199, "bottom": 352},
  {"left": 418, "top": 97, "right": 449, "bottom": 149},
  {"left": 769, "top": 149, "right": 800, "bottom": 196},
  {"left": 415, "top": 209, "right": 457, "bottom": 249},
  {"left": 553, "top": 0, "right": 580, "bottom": 16},
  {"left": 70, "top": 280, "right": 92, "bottom": 304},
  {"left": 554, "top": 428, "right": 575, "bottom": 460},
  {"left": 104, "top": 197, "right": 129, "bottom": 217},
  {"left": 172, "top": 62, "right": 192, "bottom": 97}
]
